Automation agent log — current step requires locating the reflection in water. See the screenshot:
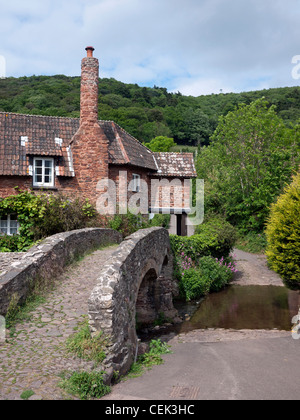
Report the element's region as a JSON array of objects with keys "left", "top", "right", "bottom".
[{"left": 175, "top": 285, "right": 300, "bottom": 333}]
